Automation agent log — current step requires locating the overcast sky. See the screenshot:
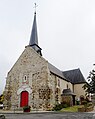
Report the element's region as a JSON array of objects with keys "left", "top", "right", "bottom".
[{"left": 0, "top": 0, "right": 95, "bottom": 94}]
